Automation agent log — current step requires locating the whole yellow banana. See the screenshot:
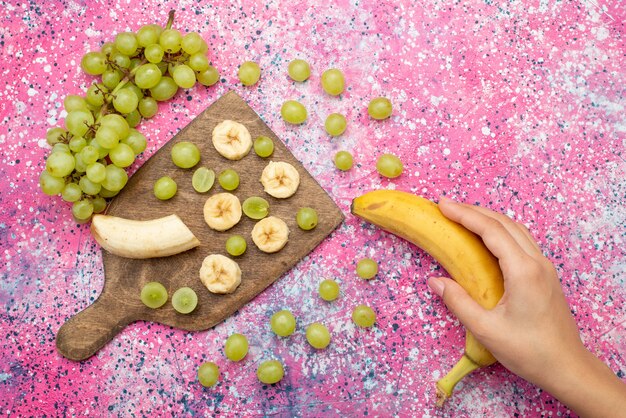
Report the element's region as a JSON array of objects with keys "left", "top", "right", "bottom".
[{"left": 351, "top": 190, "right": 504, "bottom": 405}]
